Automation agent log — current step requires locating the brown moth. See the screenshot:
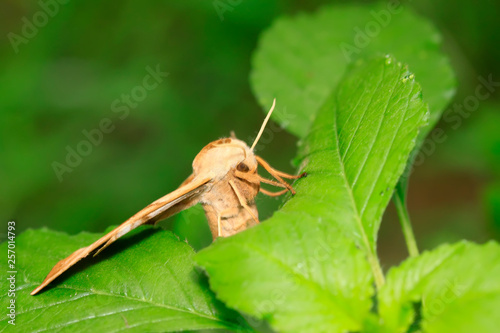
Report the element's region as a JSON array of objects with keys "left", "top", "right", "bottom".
[{"left": 31, "top": 99, "right": 306, "bottom": 295}]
